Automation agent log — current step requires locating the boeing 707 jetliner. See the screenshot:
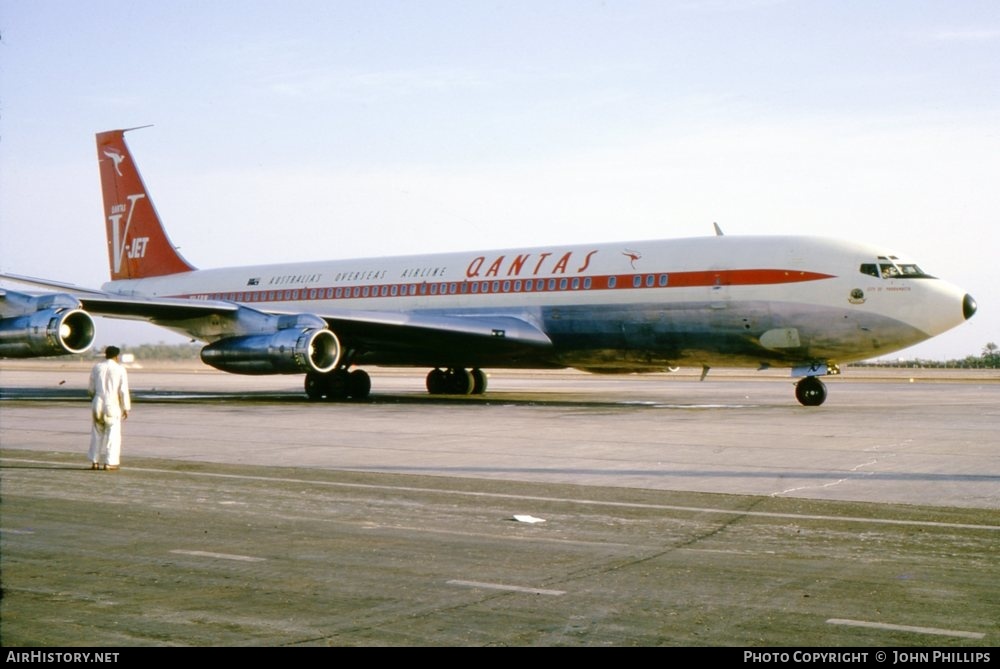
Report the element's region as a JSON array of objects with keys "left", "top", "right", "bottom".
[{"left": 1, "top": 128, "right": 977, "bottom": 405}]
